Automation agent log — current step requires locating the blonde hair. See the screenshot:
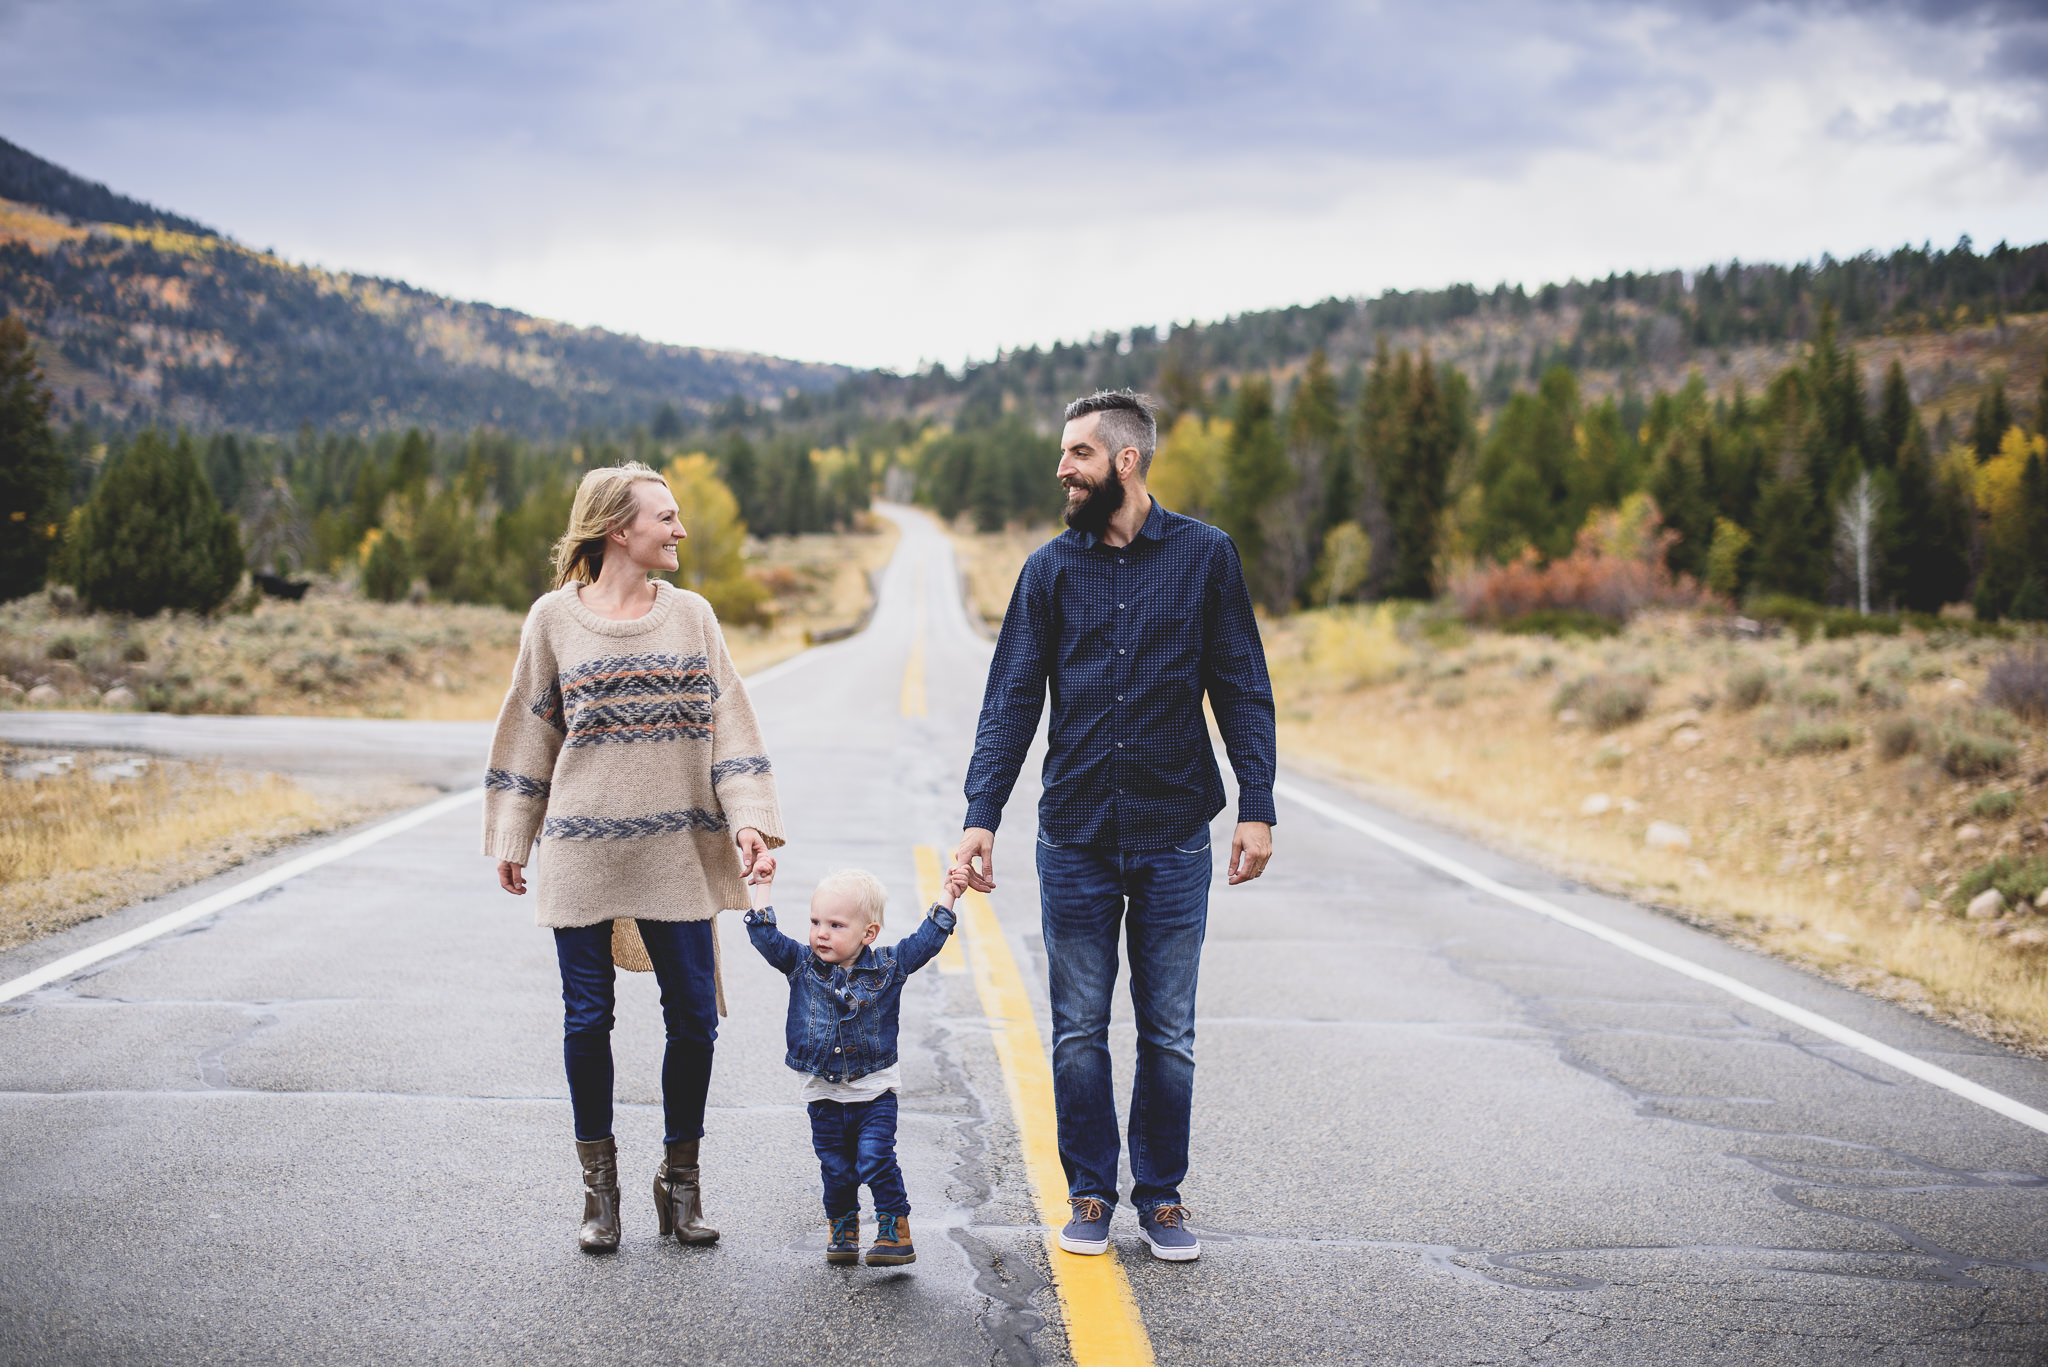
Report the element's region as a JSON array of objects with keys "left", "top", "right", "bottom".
[
  {"left": 815, "top": 868, "right": 889, "bottom": 928},
  {"left": 550, "top": 462, "right": 670, "bottom": 590}
]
